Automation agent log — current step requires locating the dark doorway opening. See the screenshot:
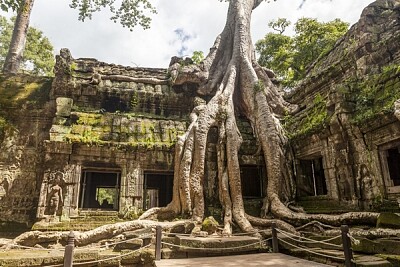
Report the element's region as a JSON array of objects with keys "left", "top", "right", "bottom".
[
  {"left": 143, "top": 172, "right": 173, "bottom": 210},
  {"left": 297, "top": 157, "right": 327, "bottom": 197},
  {"left": 387, "top": 148, "right": 400, "bottom": 186},
  {"left": 240, "top": 165, "right": 264, "bottom": 198},
  {"left": 79, "top": 170, "right": 120, "bottom": 210}
]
